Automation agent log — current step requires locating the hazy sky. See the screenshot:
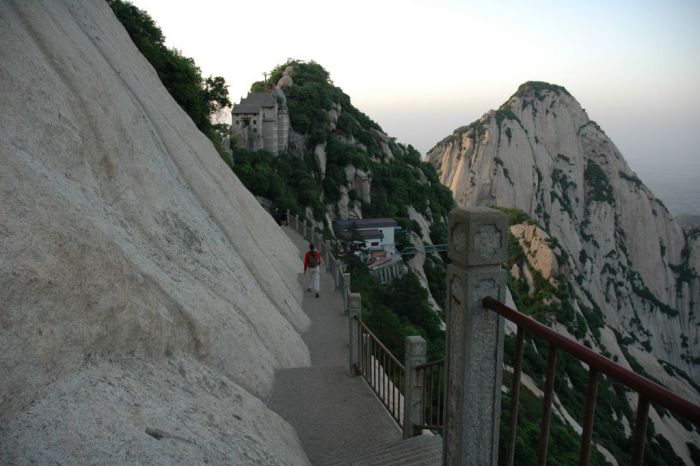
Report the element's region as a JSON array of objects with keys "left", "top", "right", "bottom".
[{"left": 129, "top": 0, "right": 700, "bottom": 170}]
